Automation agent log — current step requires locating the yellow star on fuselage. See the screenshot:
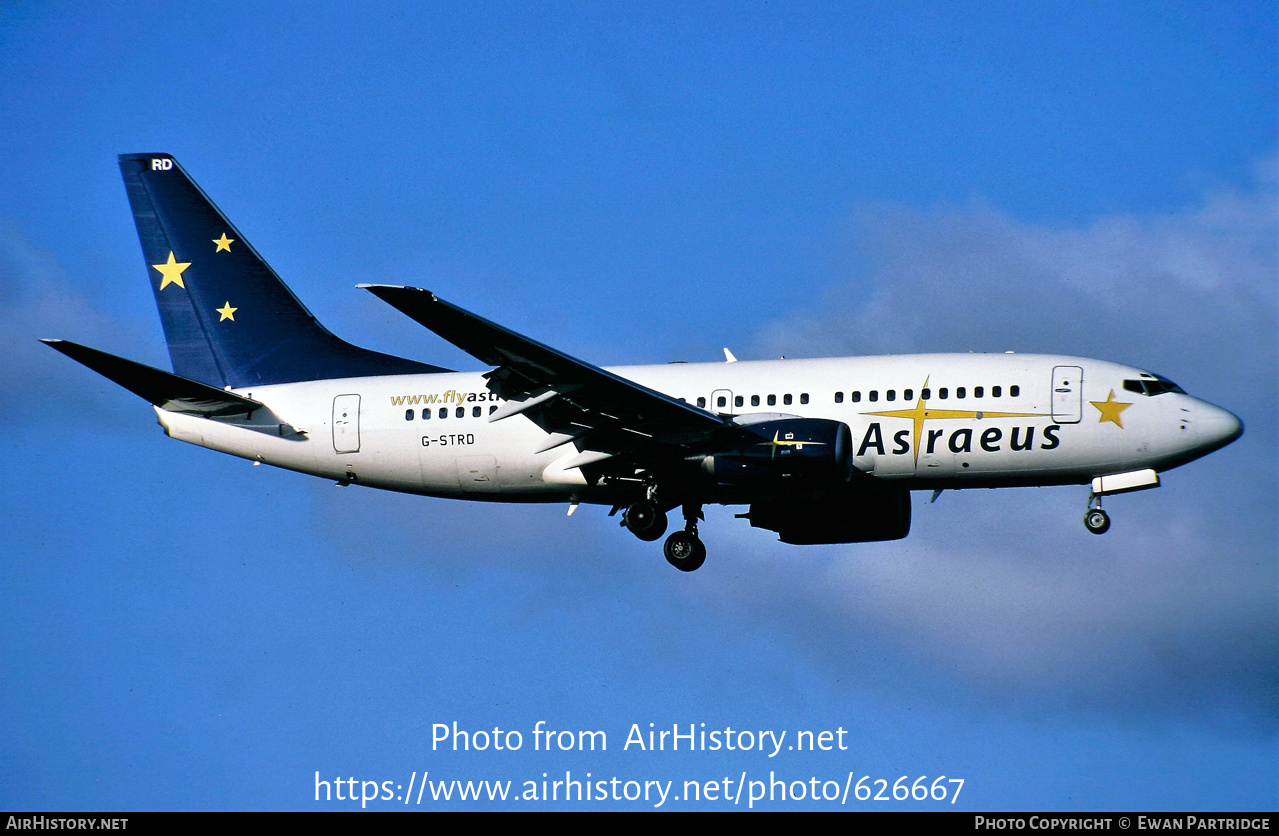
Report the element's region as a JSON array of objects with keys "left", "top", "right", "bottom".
[
  {"left": 1089, "top": 390, "right": 1131, "bottom": 428},
  {"left": 152, "top": 251, "right": 191, "bottom": 290},
  {"left": 866, "top": 376, "right": 1045, "bottom": 465},
  {"left": 216, "top": 301, "right": 237, "bottom": 322},
  {"left": 213, "top": 233, "right": 234, "bottom": 252}
]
